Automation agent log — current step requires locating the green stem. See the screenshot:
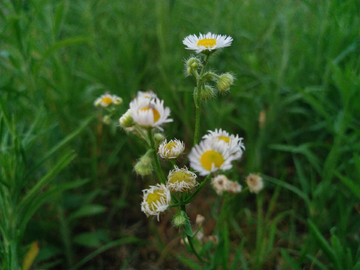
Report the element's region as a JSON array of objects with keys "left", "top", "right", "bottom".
[
  {"left": 193, "top": 54, "right": 210, "bottom": 146},
  {"left": 147, "top": 129, "right": 166, "bottom": 184},
  {"left": 180, "top": 204, "right": 206, "bottom": 263}
]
